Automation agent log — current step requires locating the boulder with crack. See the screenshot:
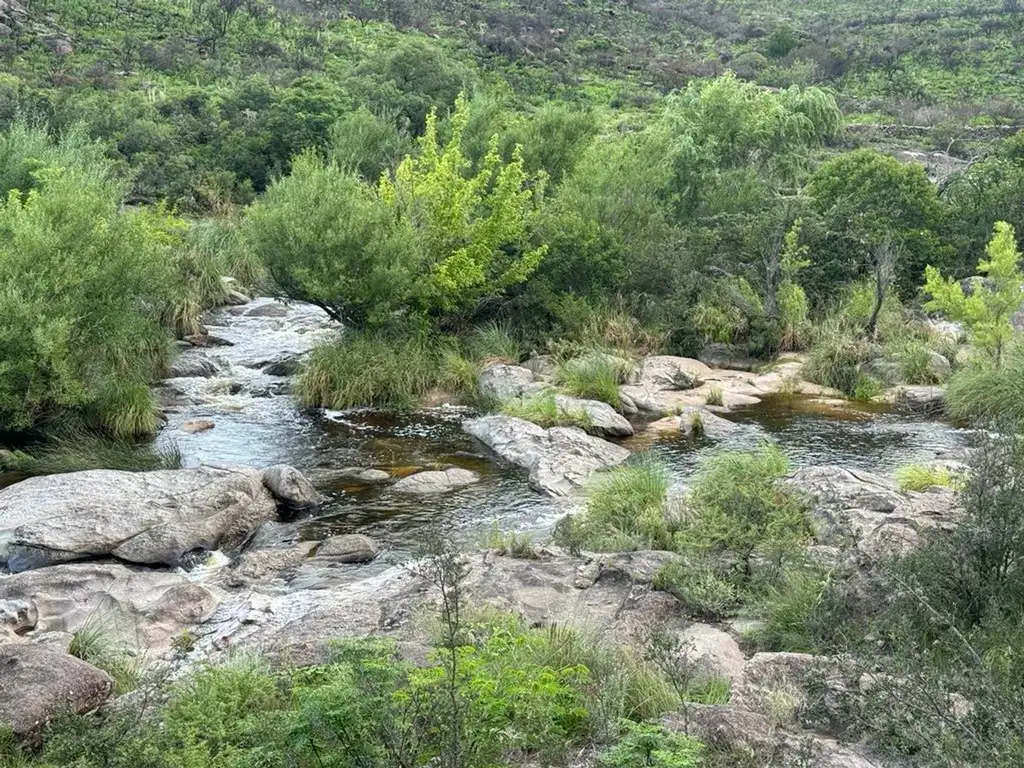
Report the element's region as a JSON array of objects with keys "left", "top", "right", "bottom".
[
  {"left": 463, "top": 415, "right": 629, "bottom": 496},
  {"left": 0, "top": 465, "right": 279, "bottom": 572}
]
